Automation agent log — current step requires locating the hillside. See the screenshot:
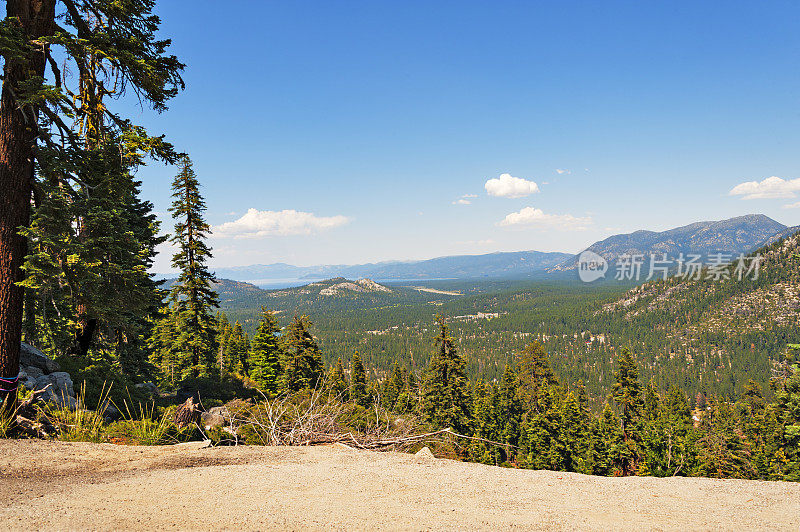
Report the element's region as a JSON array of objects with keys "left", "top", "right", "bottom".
[
  {"left": 212, "top": 277, "right": 463, "bottom": 331},
  {"left": 2, "top": 440, "right": 797, "bottom": 530},
  {"left": 593, "top": 228, "right": 800, "bottom": 393},
  {"left": 553, "top": 214, "right": 796, "bottom": 272}
]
